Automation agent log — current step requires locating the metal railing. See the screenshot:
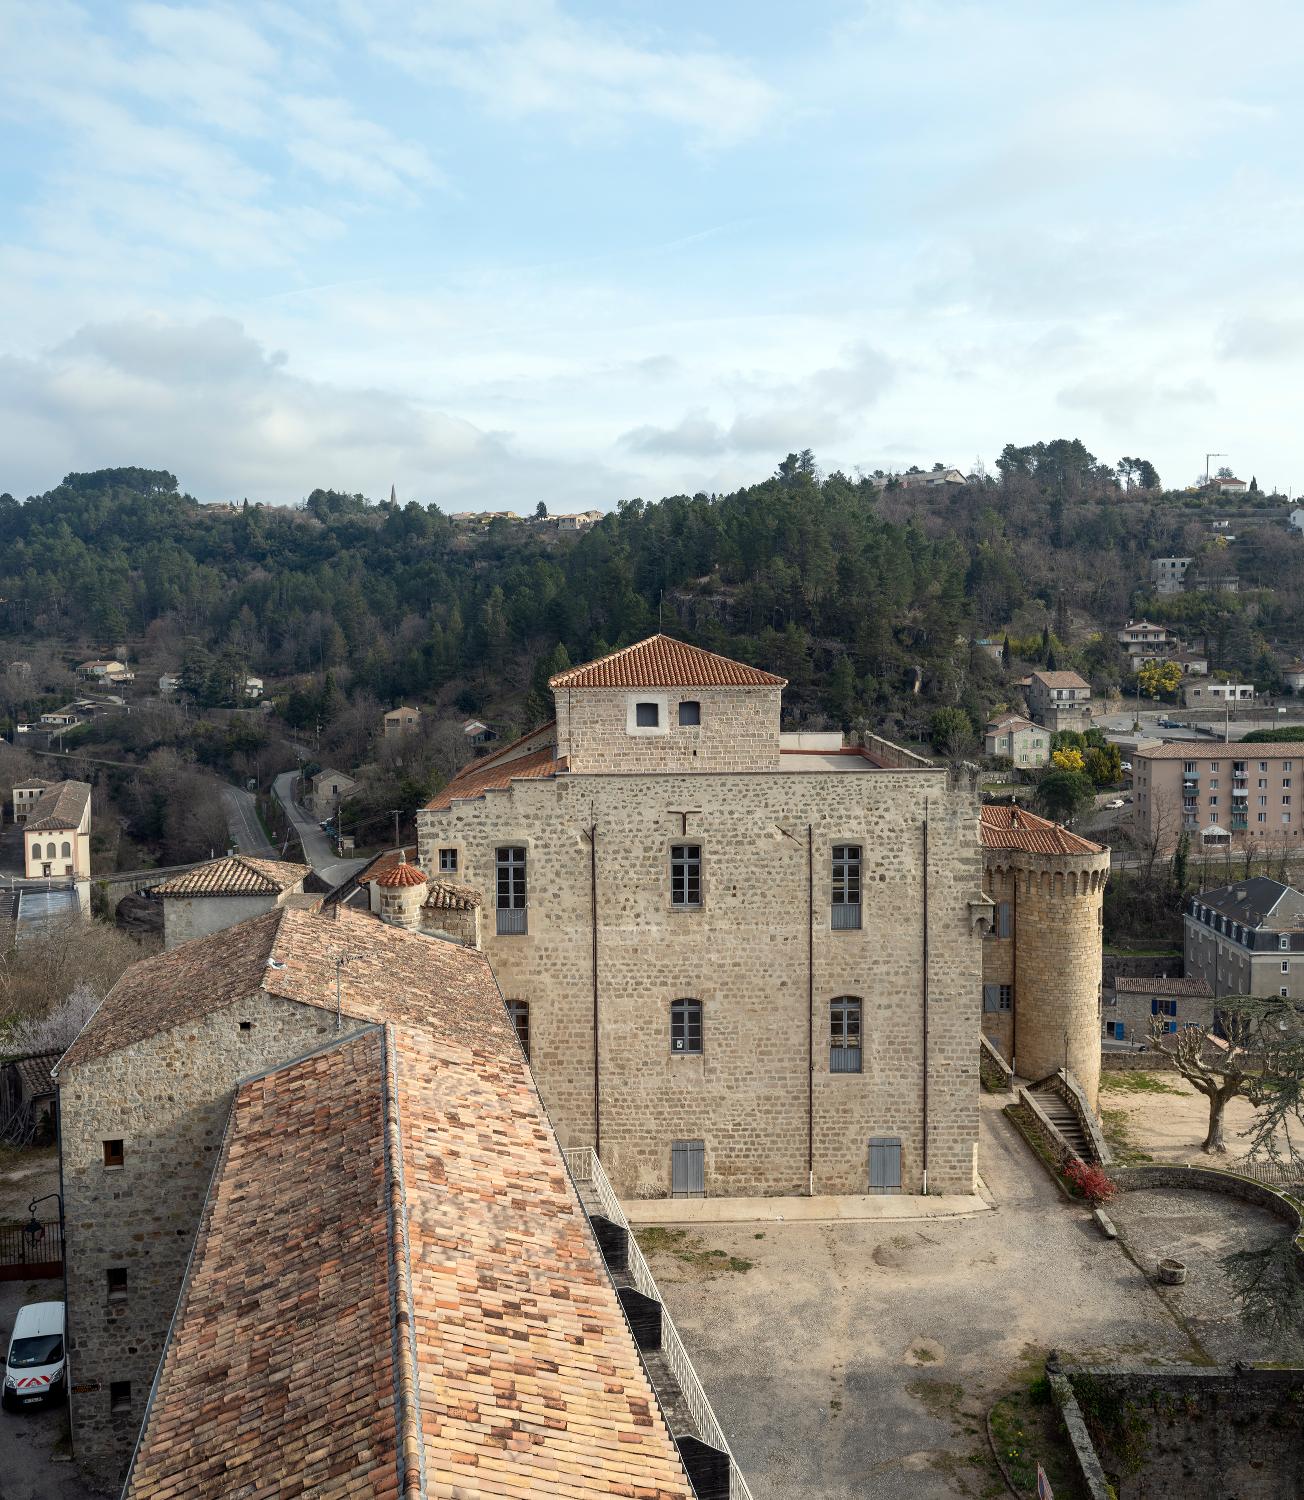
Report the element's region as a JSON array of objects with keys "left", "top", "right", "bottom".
[
  {"left": 830, "top": 902, "right": 862, "bottom": 931},
  {"left": 564, "top": 1146, "right": 755, "bottom": 1500},
  {"left": 495, "top": 906, "right": 528, "bottom": 935}
]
